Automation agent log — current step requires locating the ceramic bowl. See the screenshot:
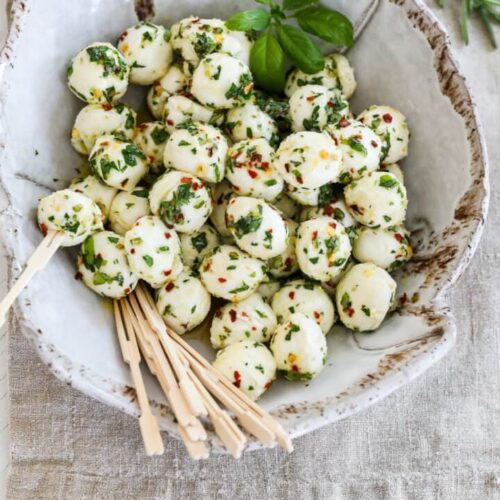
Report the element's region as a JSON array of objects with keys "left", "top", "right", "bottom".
[{"left": 0, "top": 0, "right": 488, "bottom": 450}]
